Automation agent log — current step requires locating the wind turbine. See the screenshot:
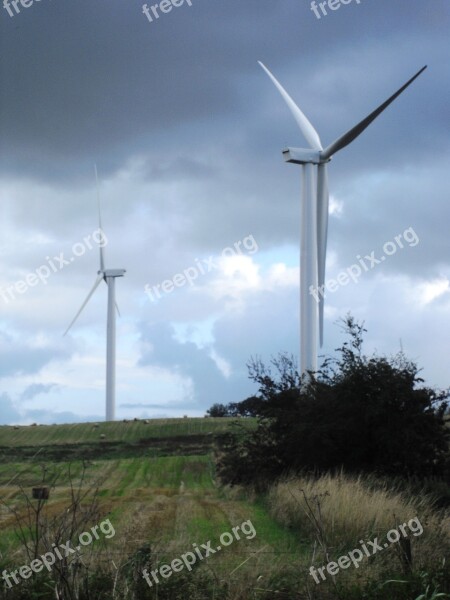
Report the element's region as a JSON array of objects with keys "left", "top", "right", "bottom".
[
  {"left": 64, "top": 166, "right": 126, "bottom": 421},
  {"left": 258, "top": 61, "right": 426, "bottom": 376}
]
